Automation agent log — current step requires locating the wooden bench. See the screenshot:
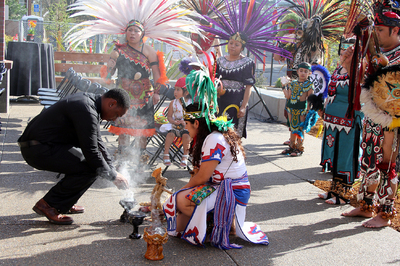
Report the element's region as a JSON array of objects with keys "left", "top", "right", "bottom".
[{"left": 54, "top": 51, "right": 112, "bottom": 87}]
